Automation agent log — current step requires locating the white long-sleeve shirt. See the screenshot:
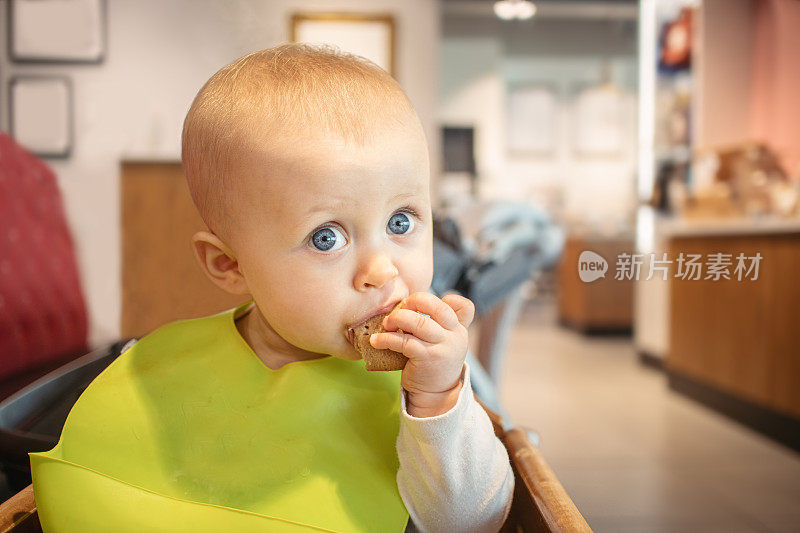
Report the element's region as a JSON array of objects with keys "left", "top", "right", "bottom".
[{"left": 396, "top": 362, "right": 515, "bottom": 533}]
